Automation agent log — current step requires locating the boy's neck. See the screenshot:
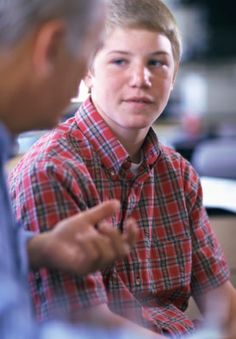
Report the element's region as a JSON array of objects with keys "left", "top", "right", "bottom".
[
  {"left": 112, "top": 127, "right": 147, "bottom": 163},
  {"left": 91, "top": 97, "right": 149, "bottom": 162}
]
